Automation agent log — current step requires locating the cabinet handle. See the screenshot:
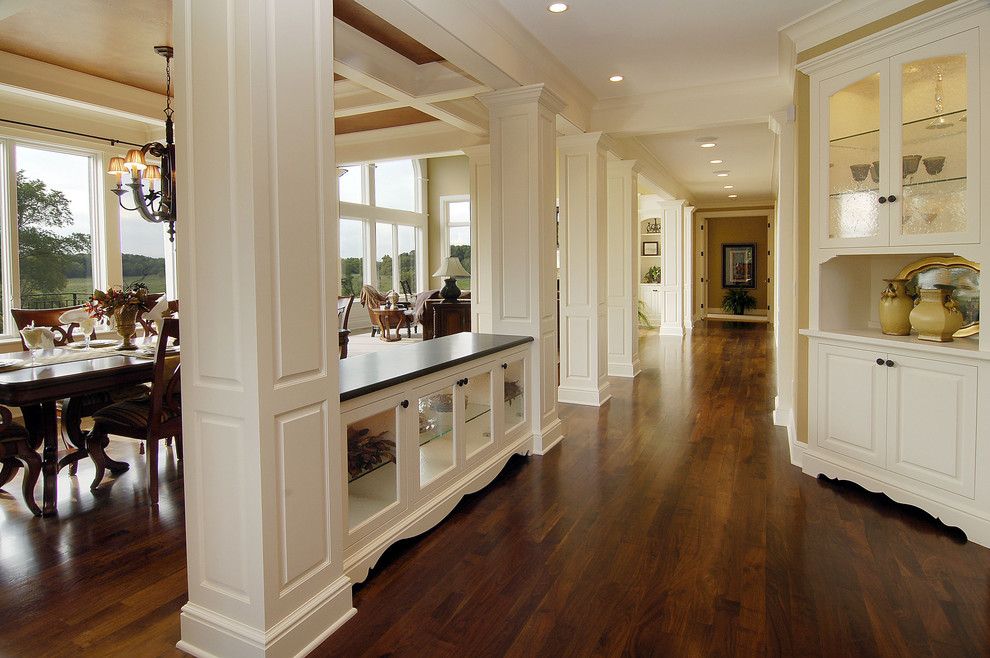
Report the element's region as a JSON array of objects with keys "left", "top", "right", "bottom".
[
  {"left": 400, "top": 399, "right": 409, "bottom": 408},
  {"left": 885, "top": 360, "right": 895, "bottom": 368},
  {"left": 501, "top": 363, "right": 508, "bottom": 369},
  {"left": 878, "top": 196, "right": 887, "bottom": 204},
  {"left": 876, "top": 358, "right": 885, "bottom": 366},
  {"left": 887, "top": 195, "right": 897, "bottom": 203}
]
